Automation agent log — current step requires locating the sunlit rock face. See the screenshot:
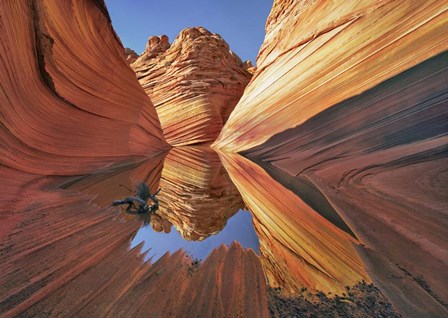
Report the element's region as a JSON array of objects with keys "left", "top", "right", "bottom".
[
  {"left": 2, "top": 0, "right": 446, "bottom": 316},
  {"left": 0, "top": 0, "right": 167, "bottom": 176},
  {"left": 245, "top": 53, "right": 448, "bottom": 317},
  {"left": 214, "top": 0, "right": 447, "bottom": 316},
  {"left": 0, "top": 2, "right": 267, "bottom": 316},
  {"left": 214, "top": 0, "right": 447, "bottom": 151},
  {"left": 132, "top": 27, "right": 252, "bottom": 146}
]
